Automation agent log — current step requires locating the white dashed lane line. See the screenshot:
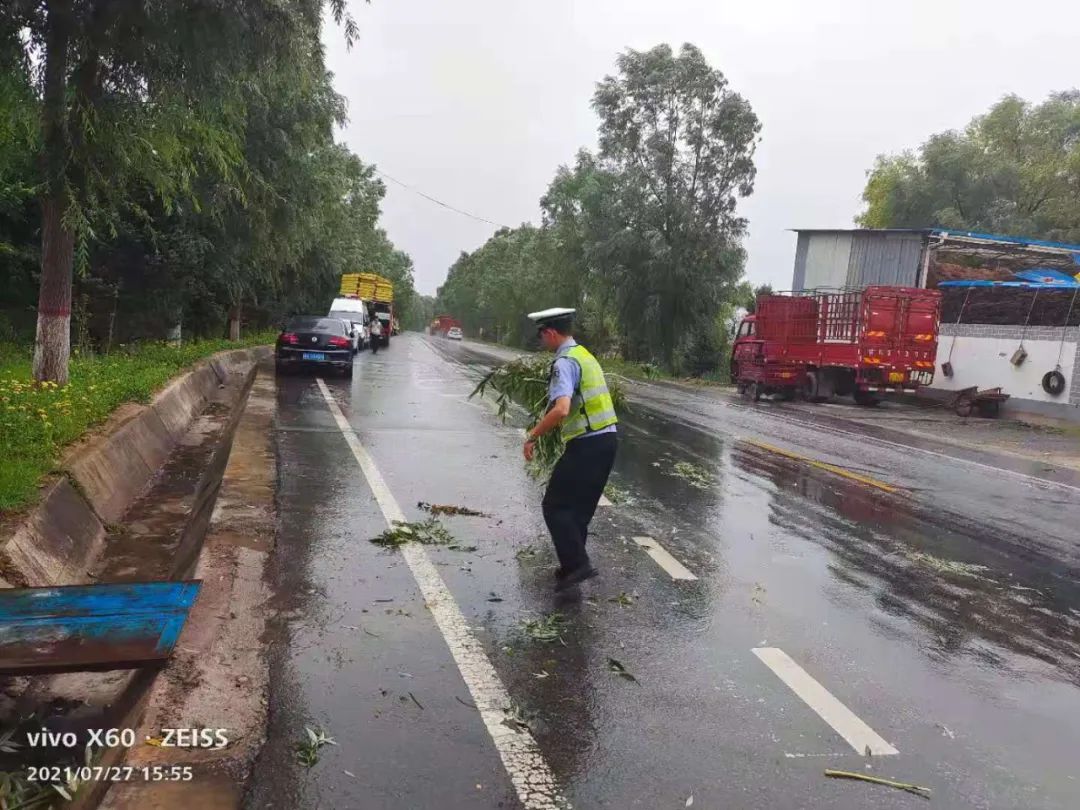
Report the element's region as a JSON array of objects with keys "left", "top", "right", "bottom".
[
  {"left": 631, "top": 536, "right": 698, "bottom": 581},
  {"left": 752, "top": 647, "right": 899, "bottom": 756},
  {"left": 315, "top": 379, "right": 569, "bottom": 810}
]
